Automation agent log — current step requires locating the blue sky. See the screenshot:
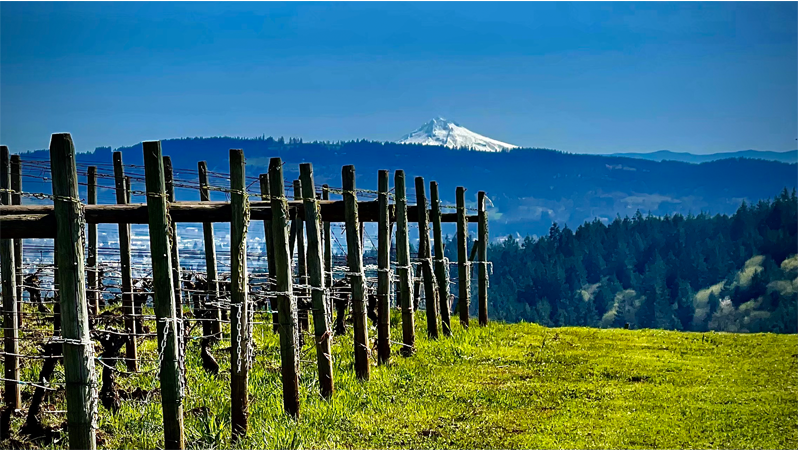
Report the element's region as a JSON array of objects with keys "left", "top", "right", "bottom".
[{"left": 1, "top": 1, "right": 796, "bottom": 154}]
